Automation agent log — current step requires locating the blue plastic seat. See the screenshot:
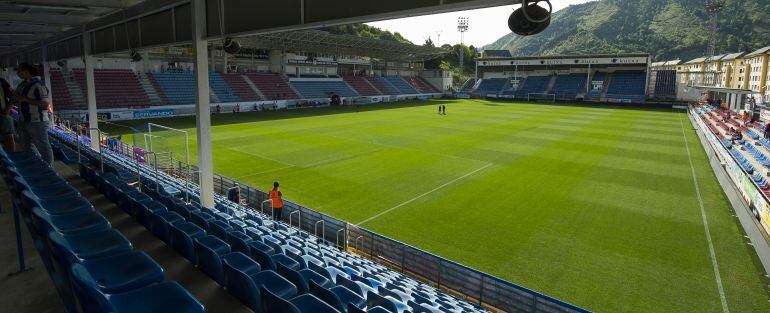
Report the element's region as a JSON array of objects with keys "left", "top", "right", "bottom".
[
  {"left": 150, "top": 210, "right": 186, "bottom": 244},
  {"left": 249, "top": 240, "right": 275, "bottom": 256},
  {"left": 277, "top": 263, "right": 334, "bottom": 294},
  {"left": 227, "top": 267, "right": 297, "bottom": 311},
  {"left": 194, "top": 235, "right": 231, "bottom": 286},
  {"left": 70, "top": 251, "right": 165, "bottom": 312},
  {"left": 309, "top": 281, "right": 366, "bottom": 312},
  {"left": 106, "top": 281, "right": 205, "bottom": 313},
  {"left": 368, "top": 292, "right": 405, "bottom": 313},
  {"left": 48, "top": 229, "right": 133, "bottom": 265},
  {"left": 261, "top": 286, "right": 339, "bottom": 313},
  {"left": 170, "top": 222, "right": 207, "bottom": 263},
  {"left": 229, "top": 219, "right": 248, "bottom": 232},
  {"left": 33, "top": 208, "right": 111, "bottom": 236},
  {"left": 210, "top": 220, "right": 233, "bottom": 241},
  {"left": 227, "top": 230, "right": 254, "bottom": 254},
  {"left": 223, "top": 252, "right": 262, "bottom": 288},
  {"left": 135, "top": 200, "right": 168, "bottom": 229},
  {"left": 190, "top": 211, "right": 215, "bottom": 230}
]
